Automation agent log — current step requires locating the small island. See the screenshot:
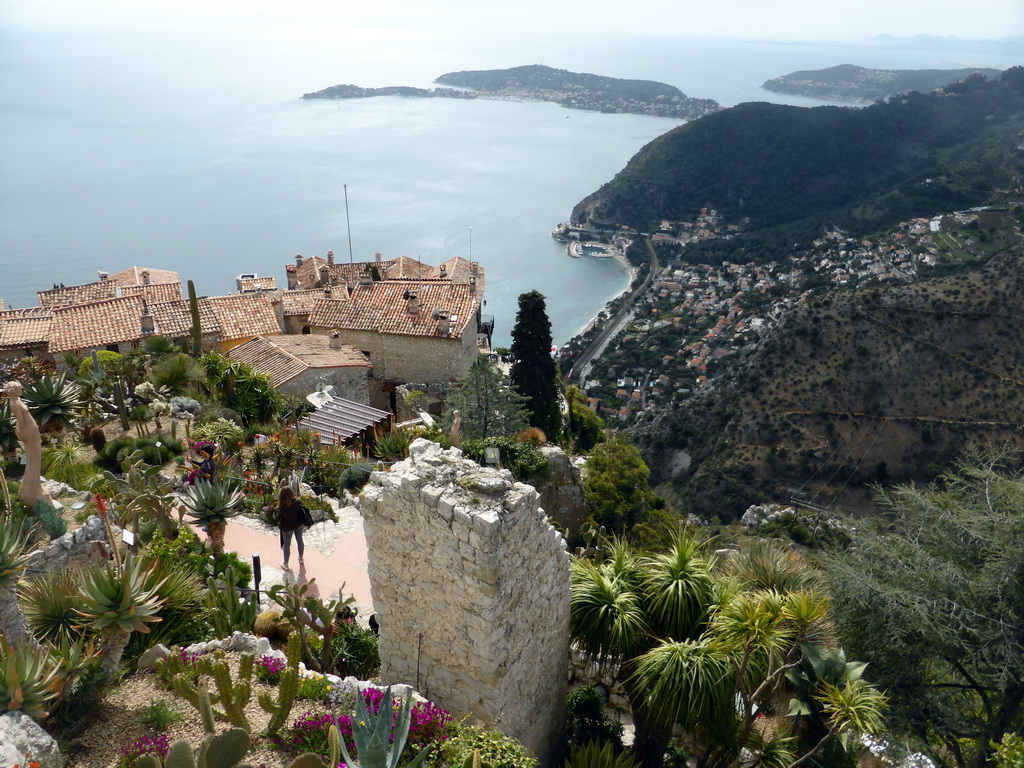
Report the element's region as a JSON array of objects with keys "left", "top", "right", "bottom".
[
  {"left": 303, "top": 64, "right": 721, "bottom": 120},
  {"left": 762, "top": 63, "right": 1003, "bottom": 103}
]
